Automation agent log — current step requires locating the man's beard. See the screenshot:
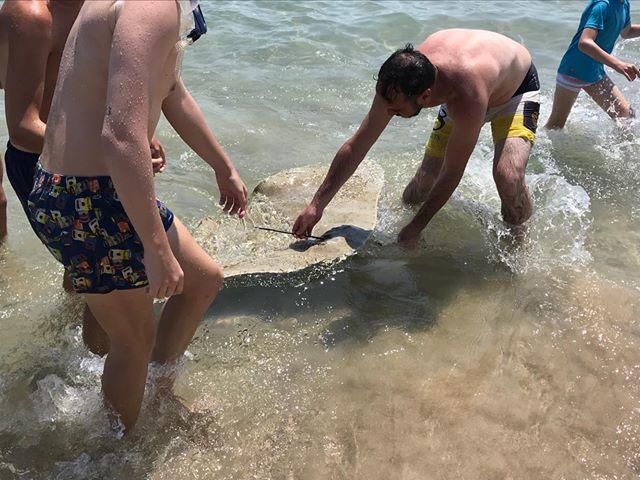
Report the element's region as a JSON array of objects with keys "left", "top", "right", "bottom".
[{"left": 408, "top": 106, "right": 422, "bottom": 118}]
